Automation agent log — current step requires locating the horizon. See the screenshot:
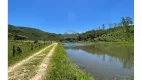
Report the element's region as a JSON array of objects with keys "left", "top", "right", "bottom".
[{"left": 8, "top": 0, "right": 134, "bottom": 34}]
